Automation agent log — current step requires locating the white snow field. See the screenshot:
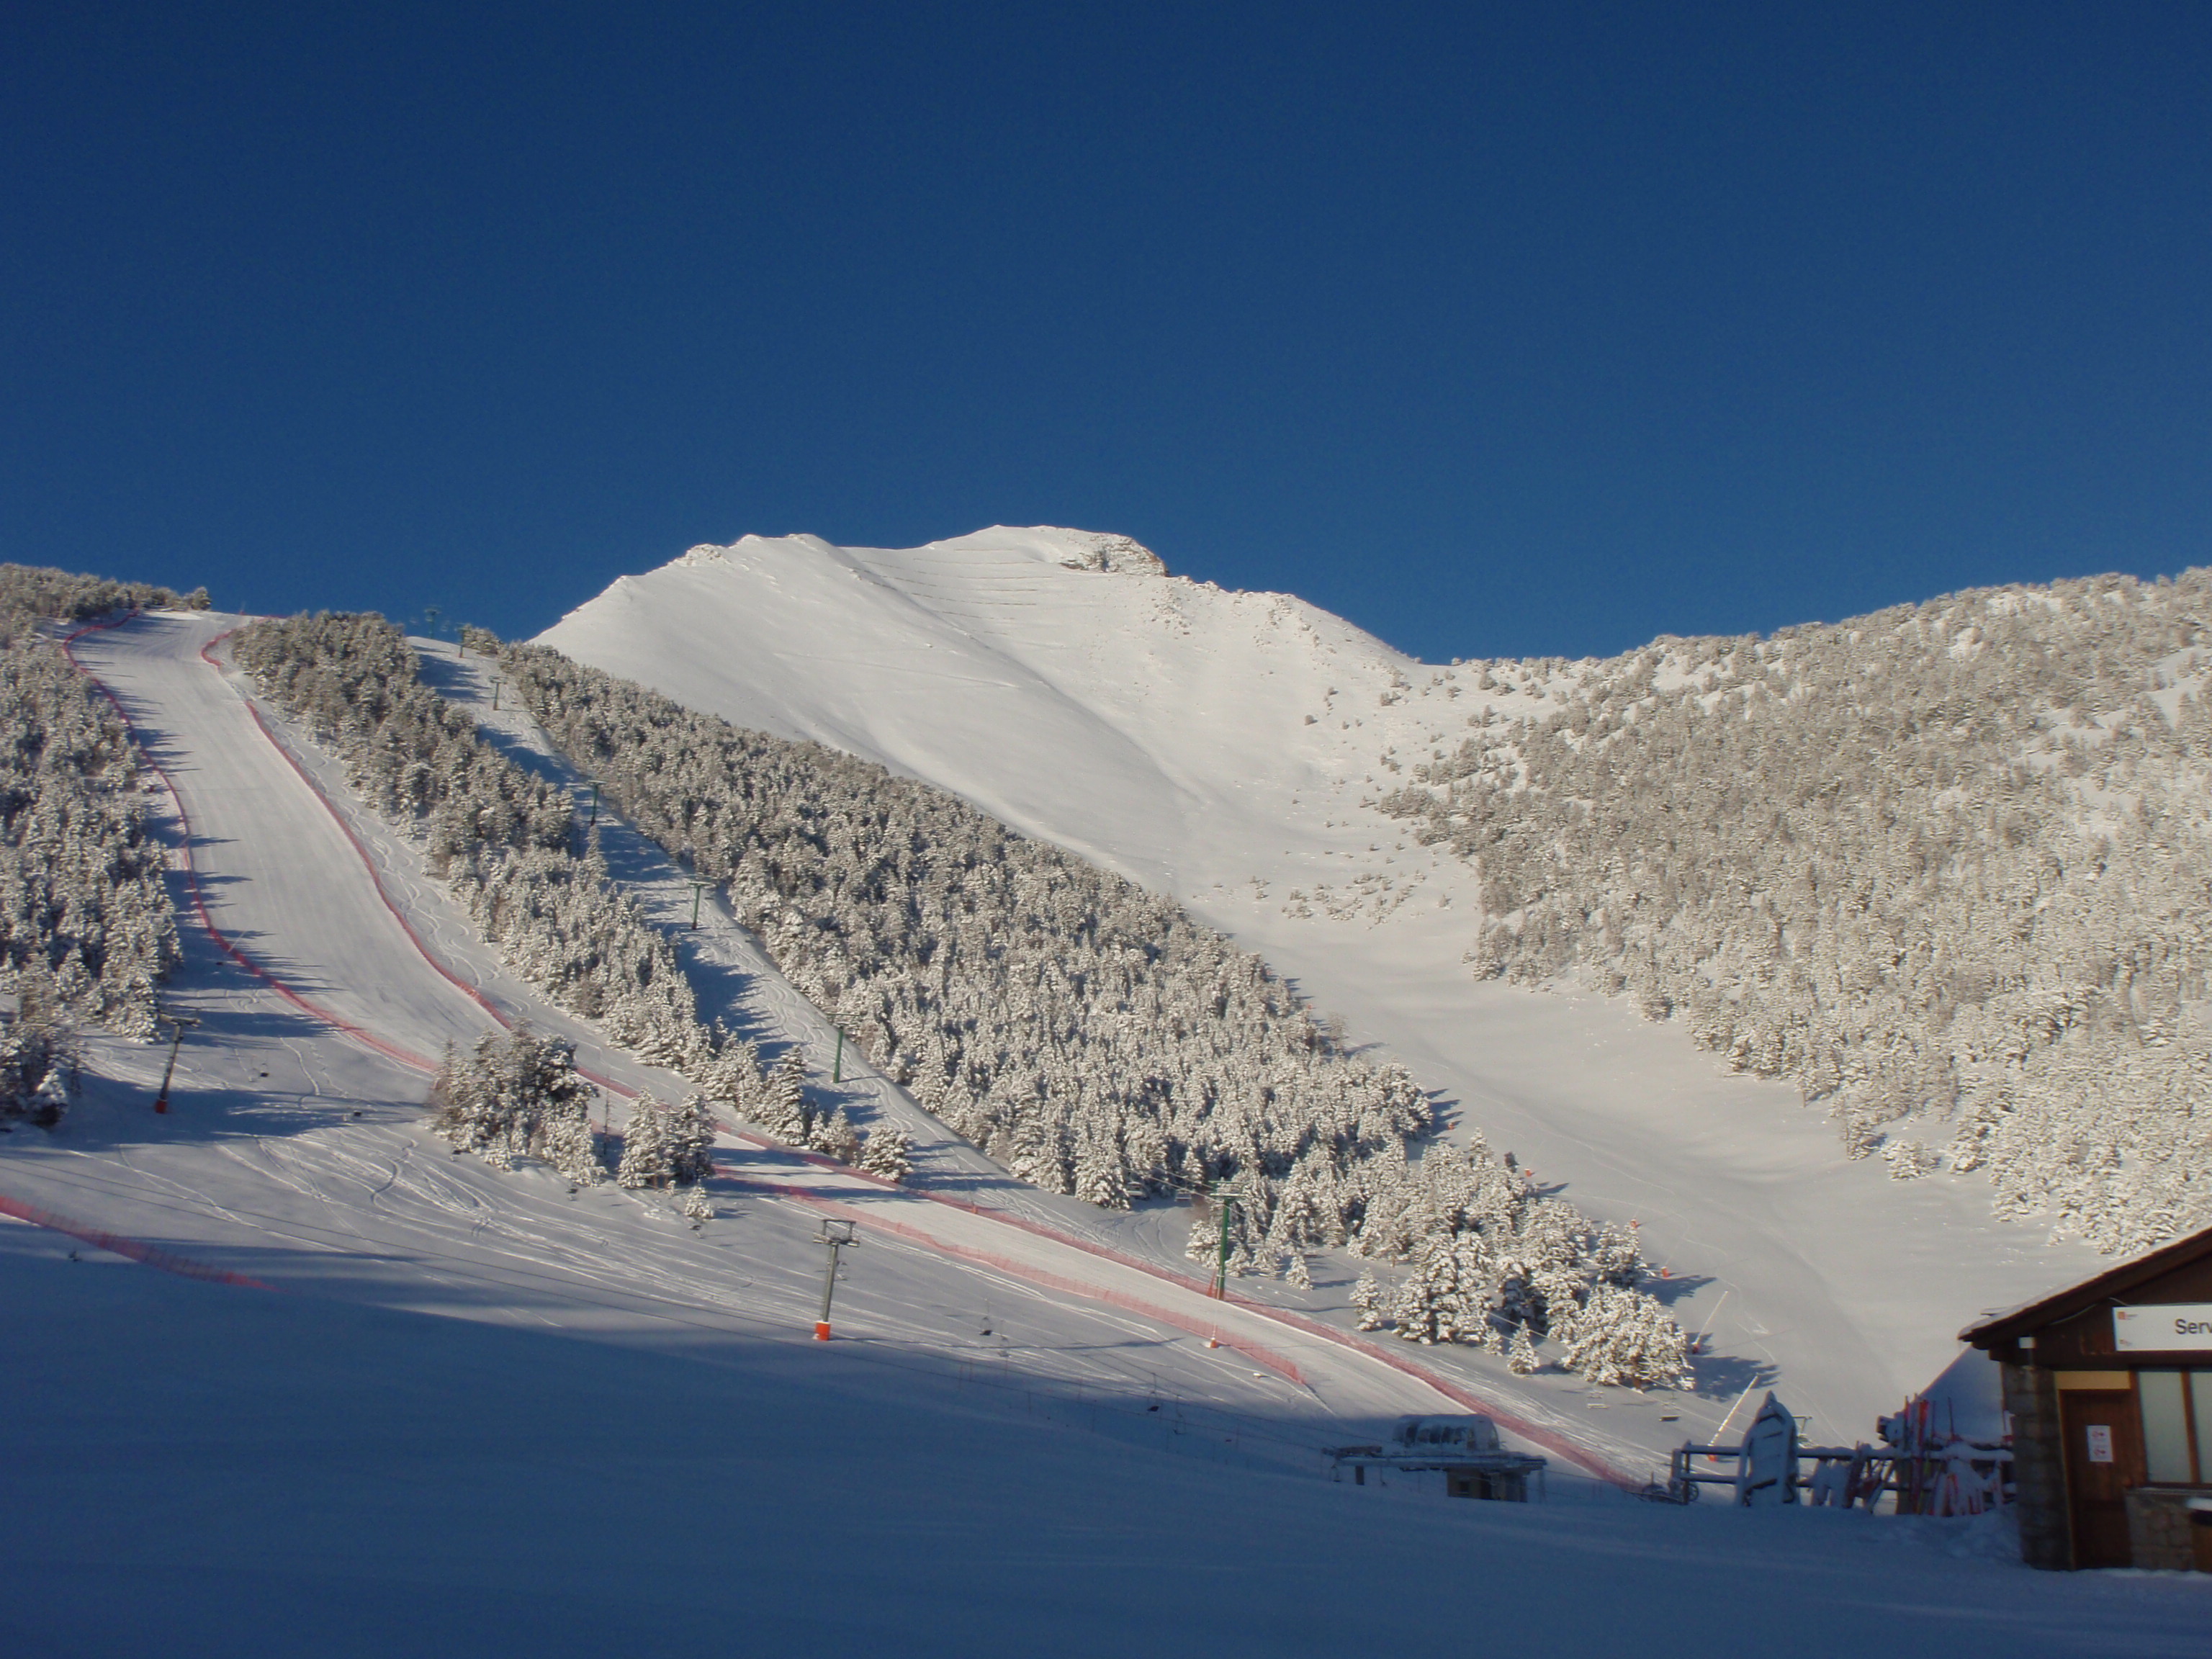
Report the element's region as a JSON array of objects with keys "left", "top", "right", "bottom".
[
  {"left": 9, "top": 1223, "right": 2207, "bottom": 1659},
  {"left": 0, "top": 609, "right": 2200, "bottom": 1653},
  {"left": 541, "top": 528, "right": 2108, "bottom": 1447},
  {"left": 10, "top": 611, "right": 1478, "bottom": 1439}
]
